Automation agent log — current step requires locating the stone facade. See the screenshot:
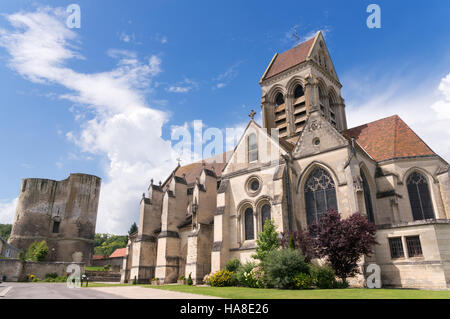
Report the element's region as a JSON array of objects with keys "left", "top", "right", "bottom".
[
  {"left": 8, "top": 173, "right": 101, "bottom": 264},
  {"left": 122, "top": 31, "right": 450, "bottom": 288}
]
